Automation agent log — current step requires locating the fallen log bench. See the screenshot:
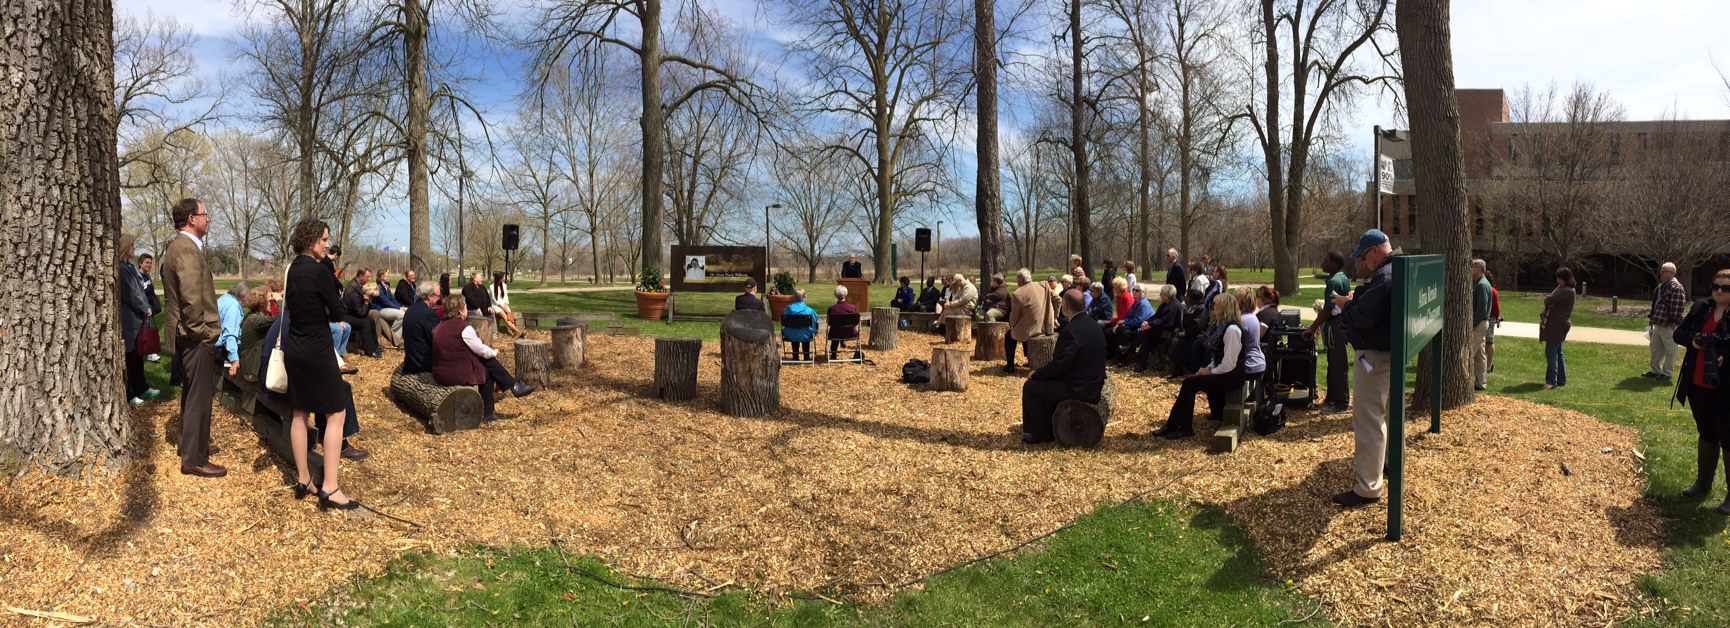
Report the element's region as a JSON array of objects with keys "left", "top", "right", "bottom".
[
  {"left": 388, "top": 367, "right": 485, "bottom": 434},
  {"left": 1053, "top": 378, "right": 1119, "bottom": 449},
  {"left": 216, "top": 373, "right": 326, "bottom": 484}
]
